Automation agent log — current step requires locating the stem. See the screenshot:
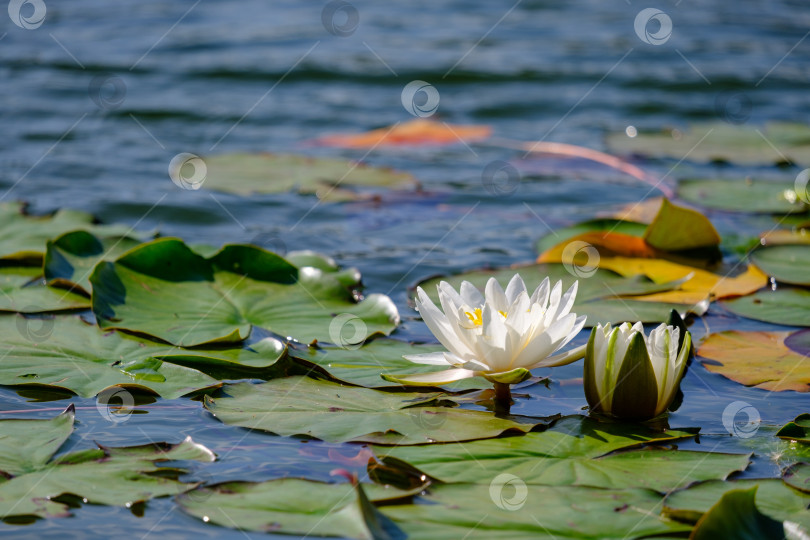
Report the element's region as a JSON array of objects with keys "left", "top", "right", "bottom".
[{"left": 493, "top": 382, "right": 512, "bottom": 410}]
